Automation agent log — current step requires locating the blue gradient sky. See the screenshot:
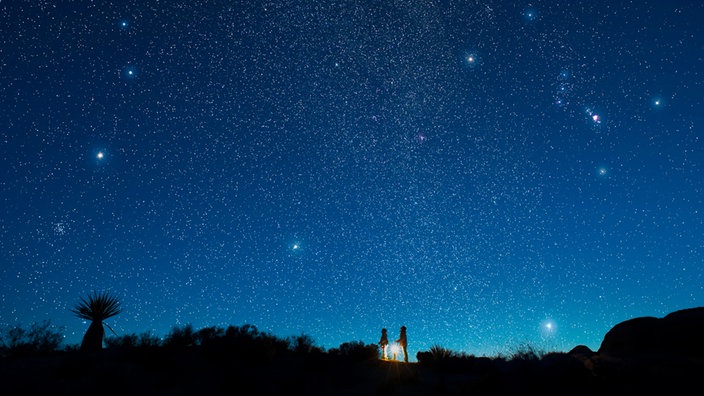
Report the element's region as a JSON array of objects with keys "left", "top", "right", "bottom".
[{"left": 1, "top": 1, "right": 702, "bottom": 359}]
